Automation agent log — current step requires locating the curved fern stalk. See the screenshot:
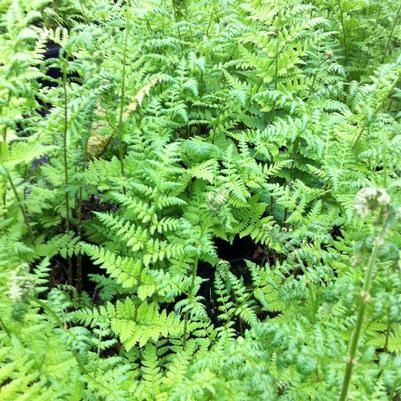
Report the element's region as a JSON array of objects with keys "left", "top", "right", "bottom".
[
  {"left": 339, "top": 213, "right": 391, "bottom": 401},
  {"left": 381, "top": 2, "right": 401, "bottom": 63},
  {"left": 182, "top": 255, "right": 199, "bottom": 349}
]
